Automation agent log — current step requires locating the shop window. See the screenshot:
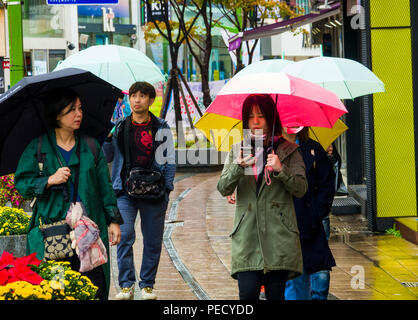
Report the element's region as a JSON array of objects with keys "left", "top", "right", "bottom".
[
  {"left": 49, "top": 50, "right": 65, "bottom": 72},
  {"left": 32, "top": 49, "right": 48, "bottom": 75},
  {"left": 24, "top": 52, "right": 32, "bottom": 76},
  {"left": 22, "top": 0, "right": 64, "bottom": 38}
]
